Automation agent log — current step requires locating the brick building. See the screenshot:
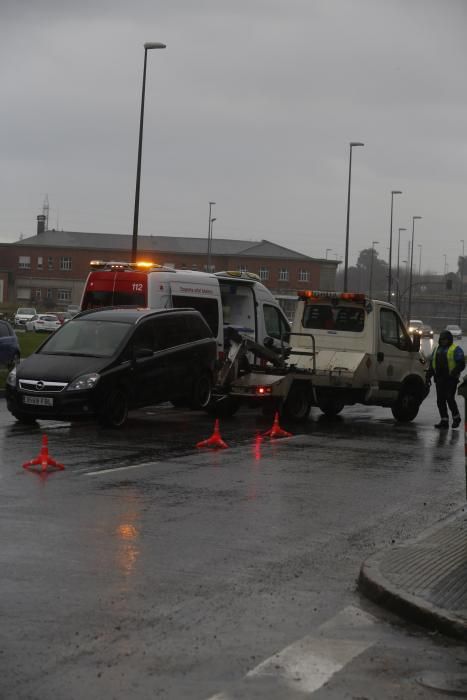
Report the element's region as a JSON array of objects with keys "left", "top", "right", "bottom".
[{"left": 0, "top": 218, "right": 339, "bottom": 316}]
